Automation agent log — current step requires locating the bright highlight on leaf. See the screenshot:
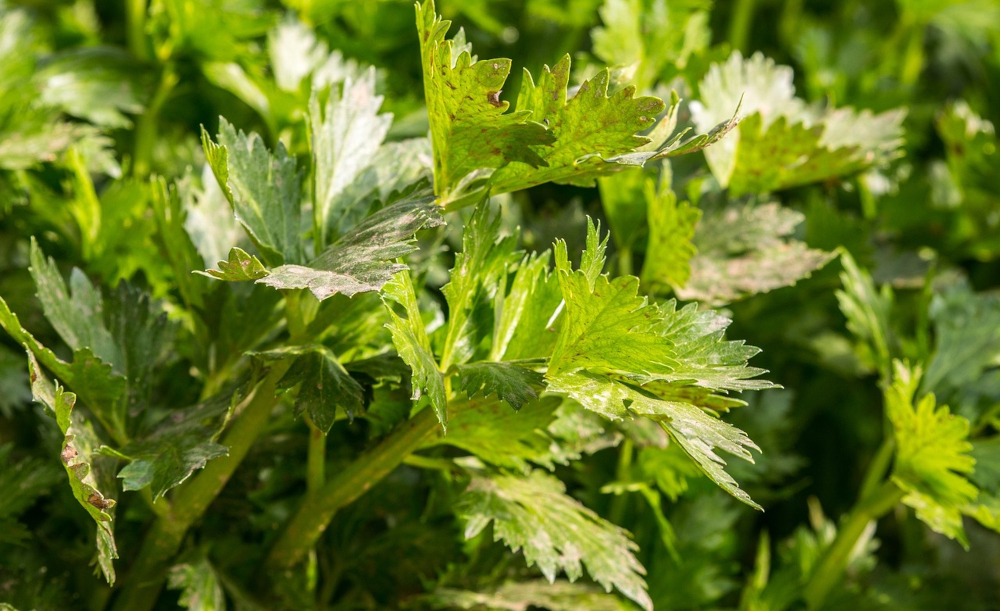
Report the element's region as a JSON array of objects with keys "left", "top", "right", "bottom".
[
  {"left": 886, "top": 361, "right": 978, "bottom": 547},
  {"left": 692, "top": 51, "right": 905, "bottom": 194}
]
